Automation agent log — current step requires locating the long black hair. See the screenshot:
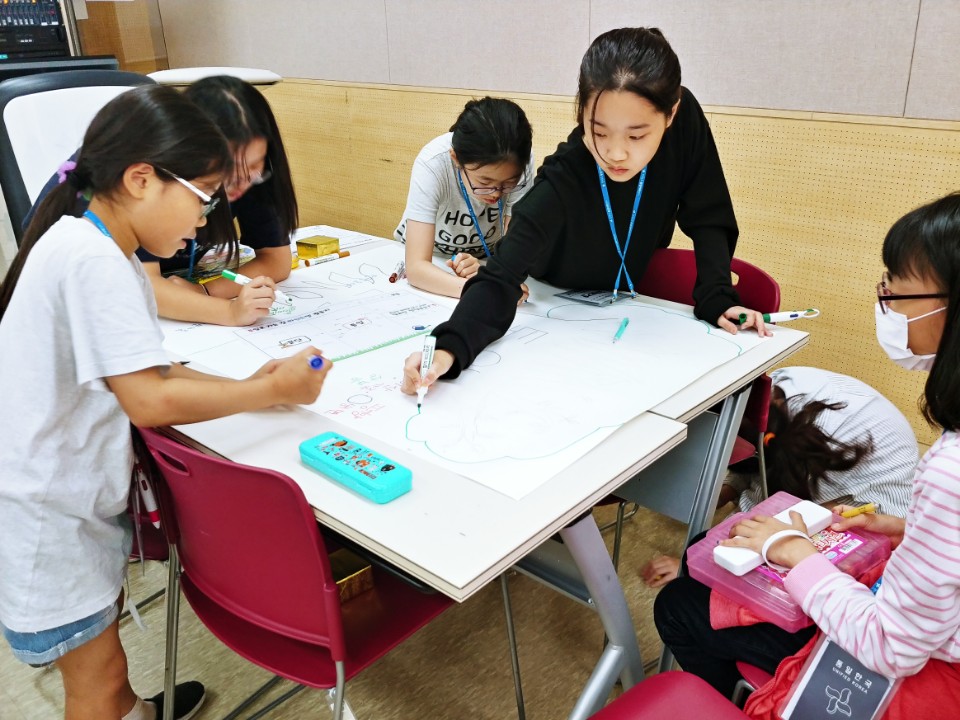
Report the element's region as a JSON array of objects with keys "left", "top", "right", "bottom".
[
  {"left": 882, "top": 192, "right": 960, "bottom": 430},
  {"left": 185, "top": 76, "right": 298, "bottom": 246},
  {"left": 0, "top": 84, "right": 231, "bottom": 322},
  {"left": 450, "top": 97, "right": 532, "bottom": 172},
  {"left": 576, "top": 27, "right": 682, "bottom": 154},
  {"left": 764, "top": 387, "right": 874, "bottom": 500}
]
